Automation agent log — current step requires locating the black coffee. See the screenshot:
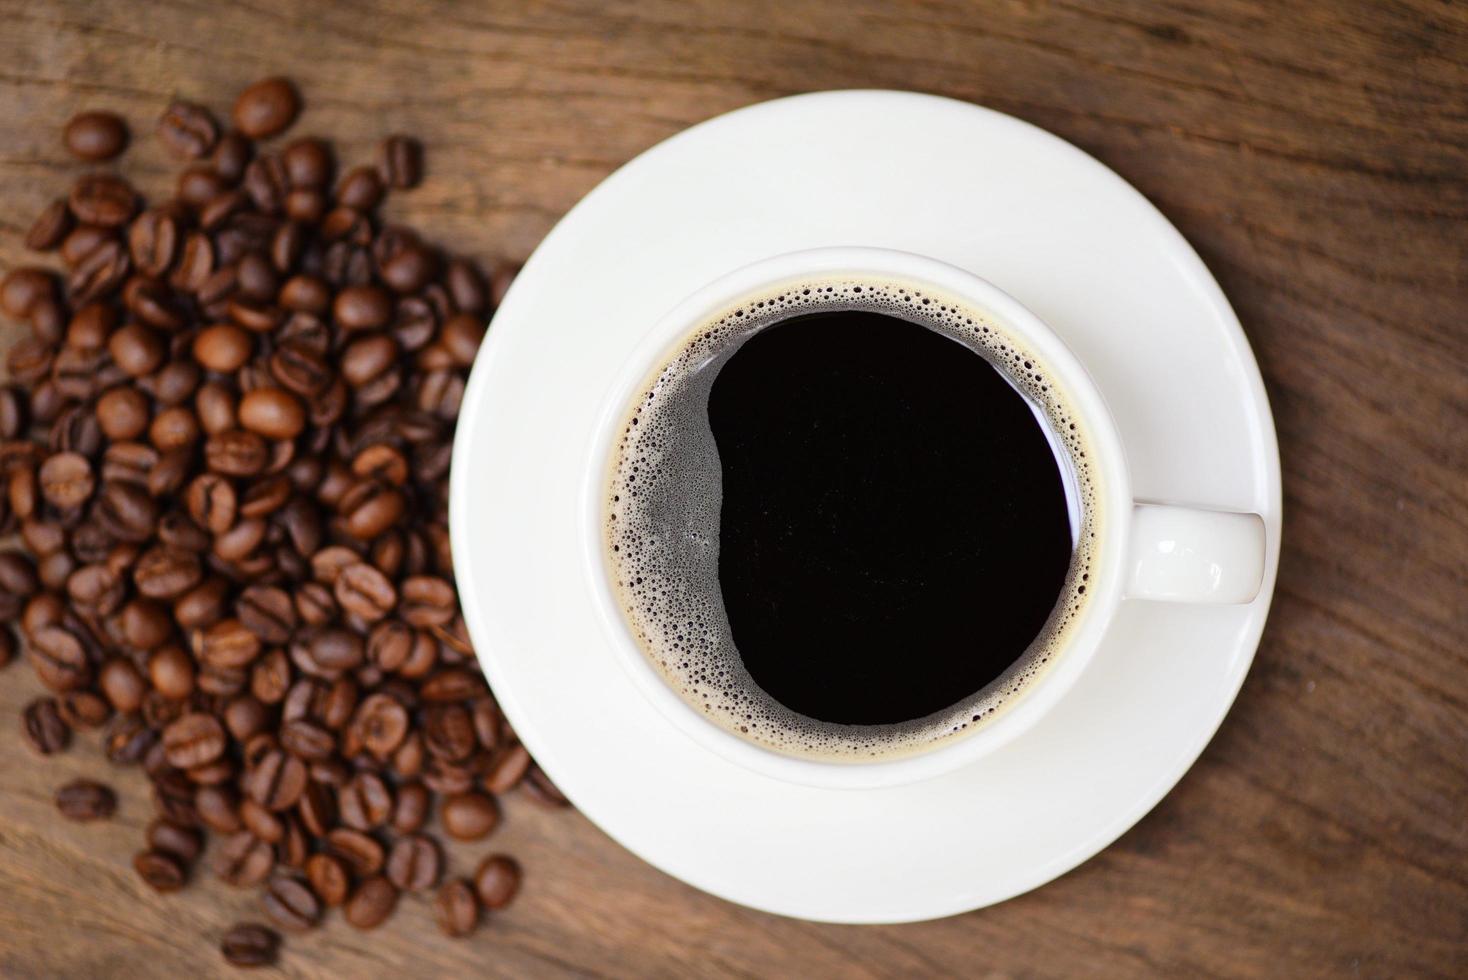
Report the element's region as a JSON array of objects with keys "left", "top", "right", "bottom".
[
  {"left": 708, "top": 310, "right": 1071, "bottom": 725},
  {"left": 605, "top": 278, "right": 1097, "bottom": 760}
]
